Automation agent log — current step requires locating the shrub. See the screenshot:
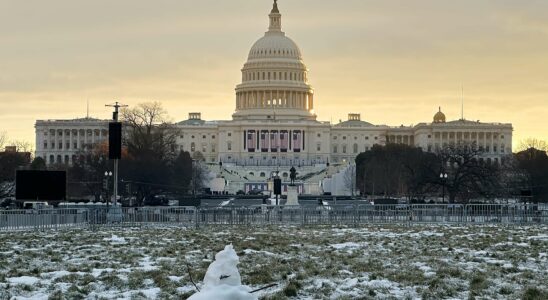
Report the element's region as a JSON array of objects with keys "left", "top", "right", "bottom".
[{"left": 522, "top": 287, "right": 548, "bottom": 300}]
